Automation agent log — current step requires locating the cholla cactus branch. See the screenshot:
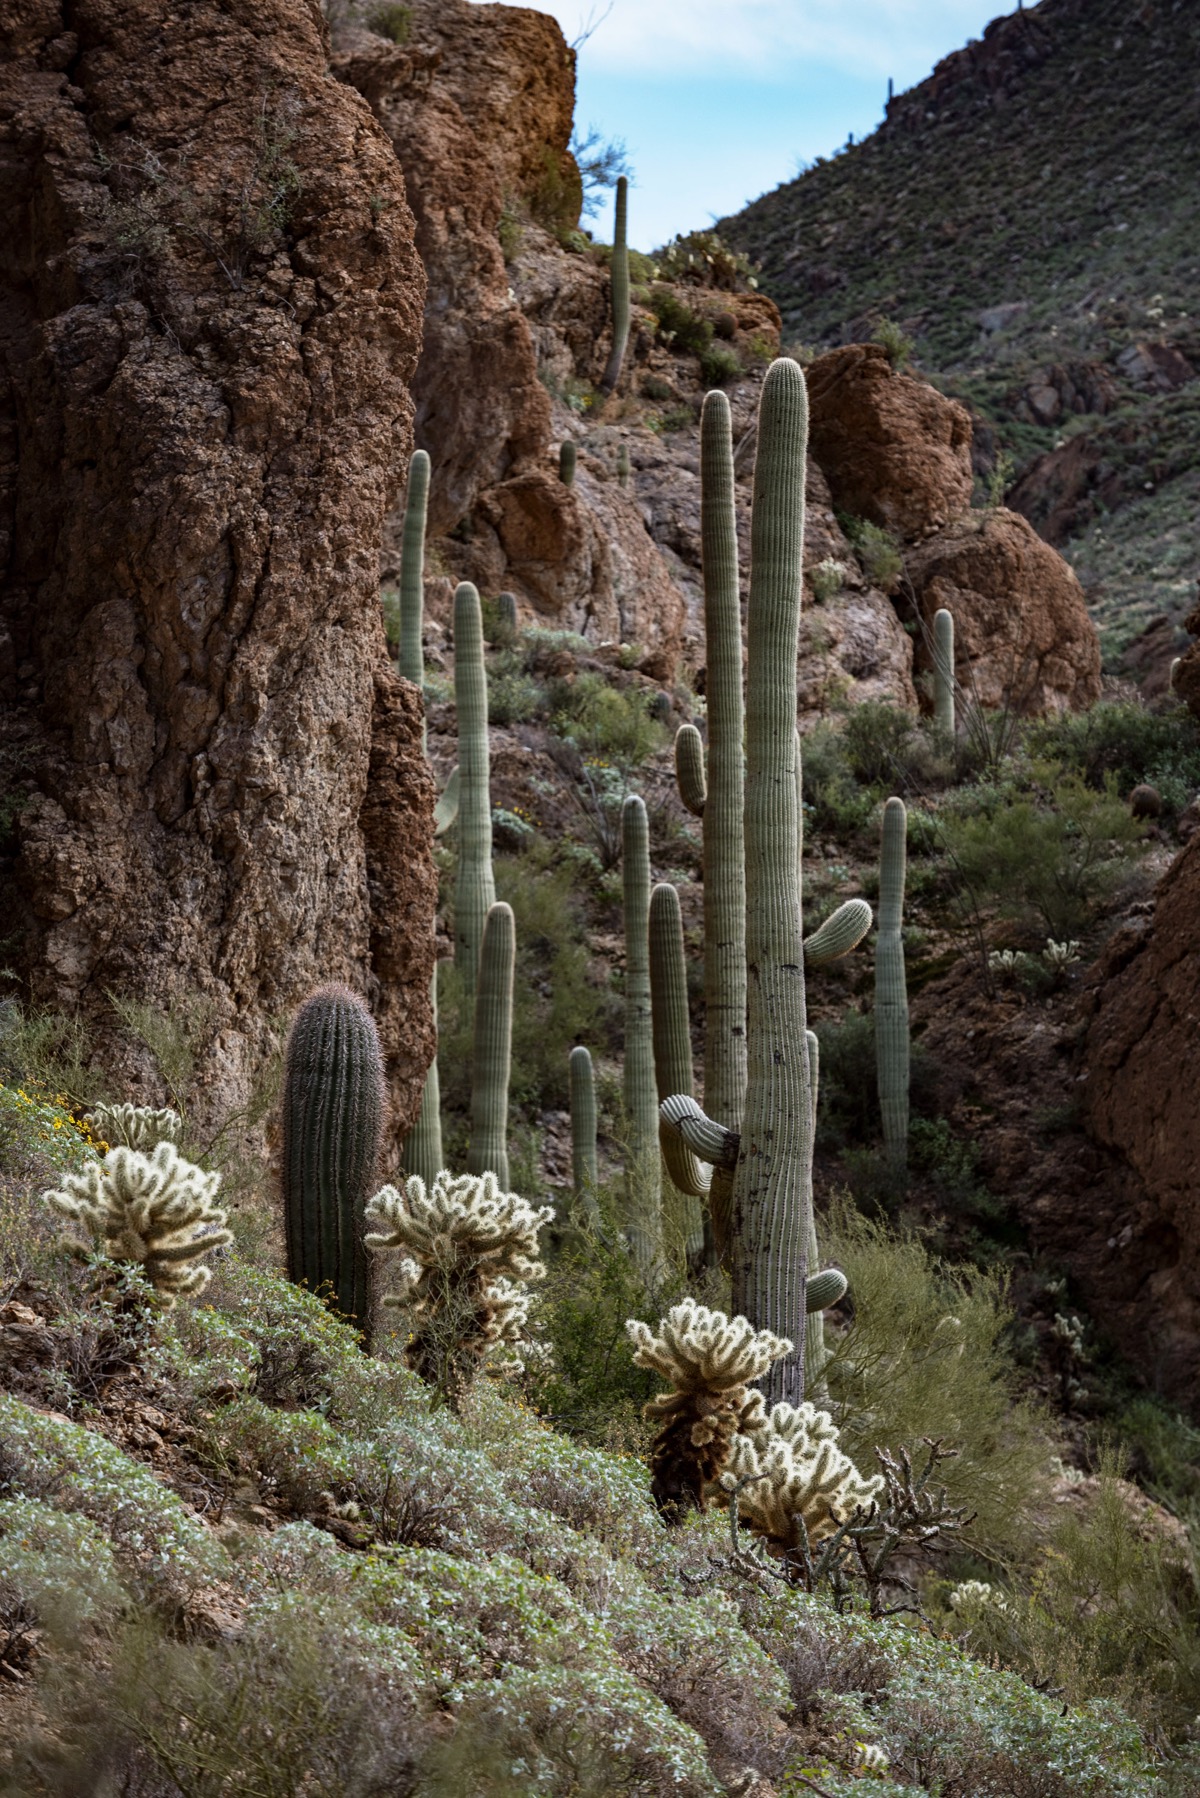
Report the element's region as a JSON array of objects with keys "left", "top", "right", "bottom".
[
  {"left": 44, "top": 1141, "right": 230, "bottom": 1304},
  {"left": 84, "top": 1103, "right": 183, "bottom": 1150},
  {"left": 365, "top": 1171, "right": 553, "bottom": 1408},
  {"left": 626, "top": 1299, "right": 792, "bottom": 1520},
  {"left": 721, "top": 1399, "right": 884, "bottom": 1554}
]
